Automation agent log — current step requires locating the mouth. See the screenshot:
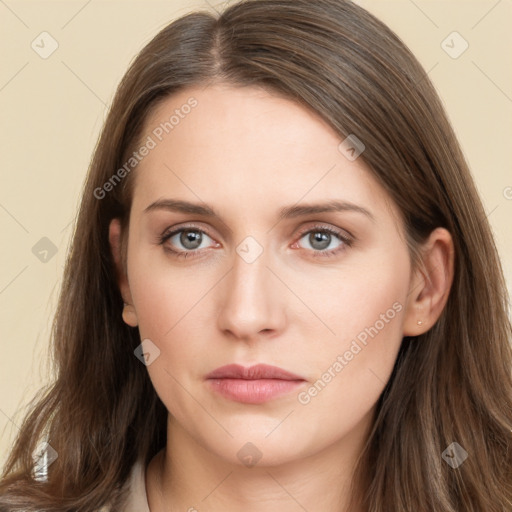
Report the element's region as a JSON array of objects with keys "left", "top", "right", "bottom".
[{"left": 205, "top": 364, "right": 306, "bottom": 404}]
